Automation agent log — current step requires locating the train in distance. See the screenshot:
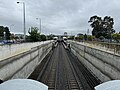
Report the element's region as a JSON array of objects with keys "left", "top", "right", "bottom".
[{"left": 53, "top": 36, "right": 67, "bottom": 41}]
